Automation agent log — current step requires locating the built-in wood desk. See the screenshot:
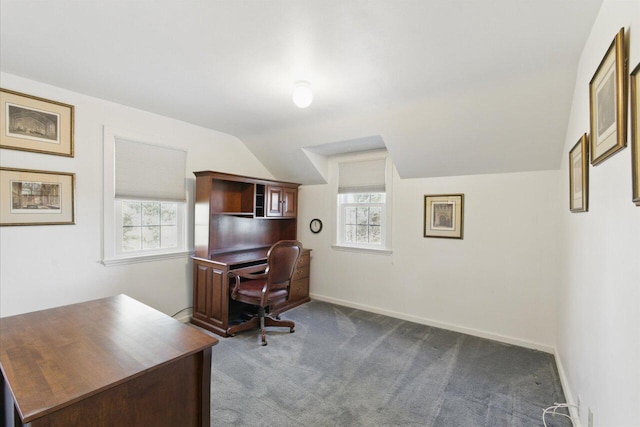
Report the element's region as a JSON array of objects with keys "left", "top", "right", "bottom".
[
  {"left": 0, "top": 295, "right": 218, "bottom": 427},
  {"left": 191, "top": 247, "right": 311, "bottom": 337}
]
